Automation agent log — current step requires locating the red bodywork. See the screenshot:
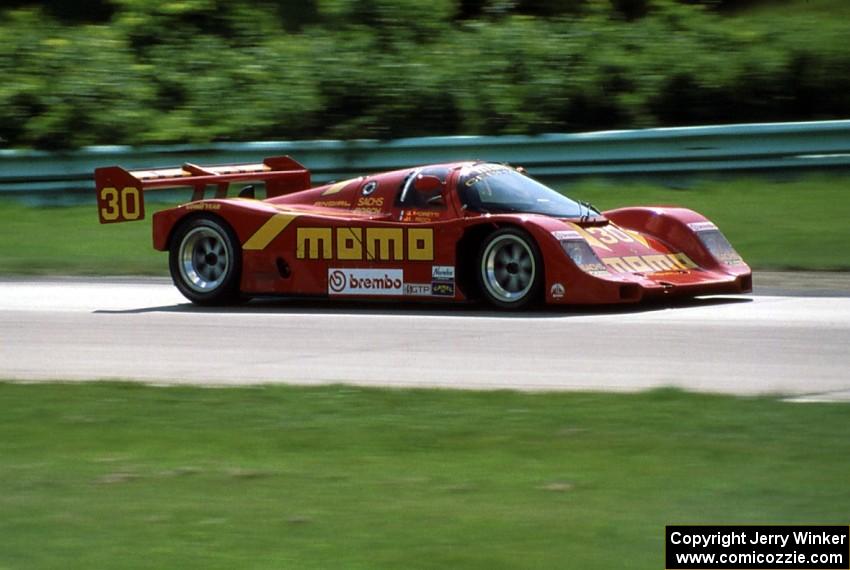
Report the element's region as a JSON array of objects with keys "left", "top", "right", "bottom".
[{"left": 95, "top": 156, "right": 751, "bottom": 305}]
